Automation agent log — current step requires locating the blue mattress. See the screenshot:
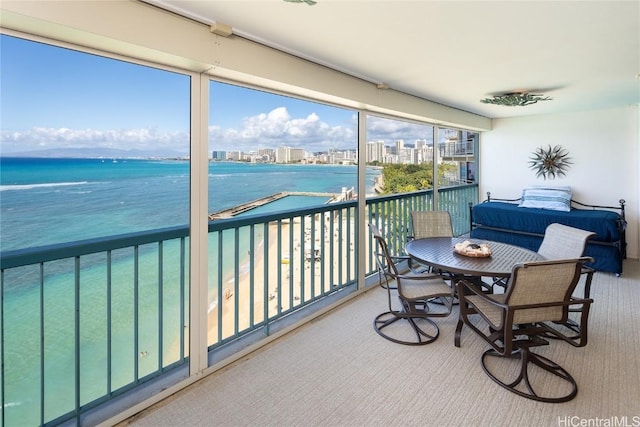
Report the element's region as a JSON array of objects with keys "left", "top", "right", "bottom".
[
  {"left": 470, "top": 201, "right": 625, "bottom": 274},
  {"left": 471, "top": 202, "right": 623, "bottom": 242},
  {"left": 470, "top": 227, "right": 622, "bottom": 274}
]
